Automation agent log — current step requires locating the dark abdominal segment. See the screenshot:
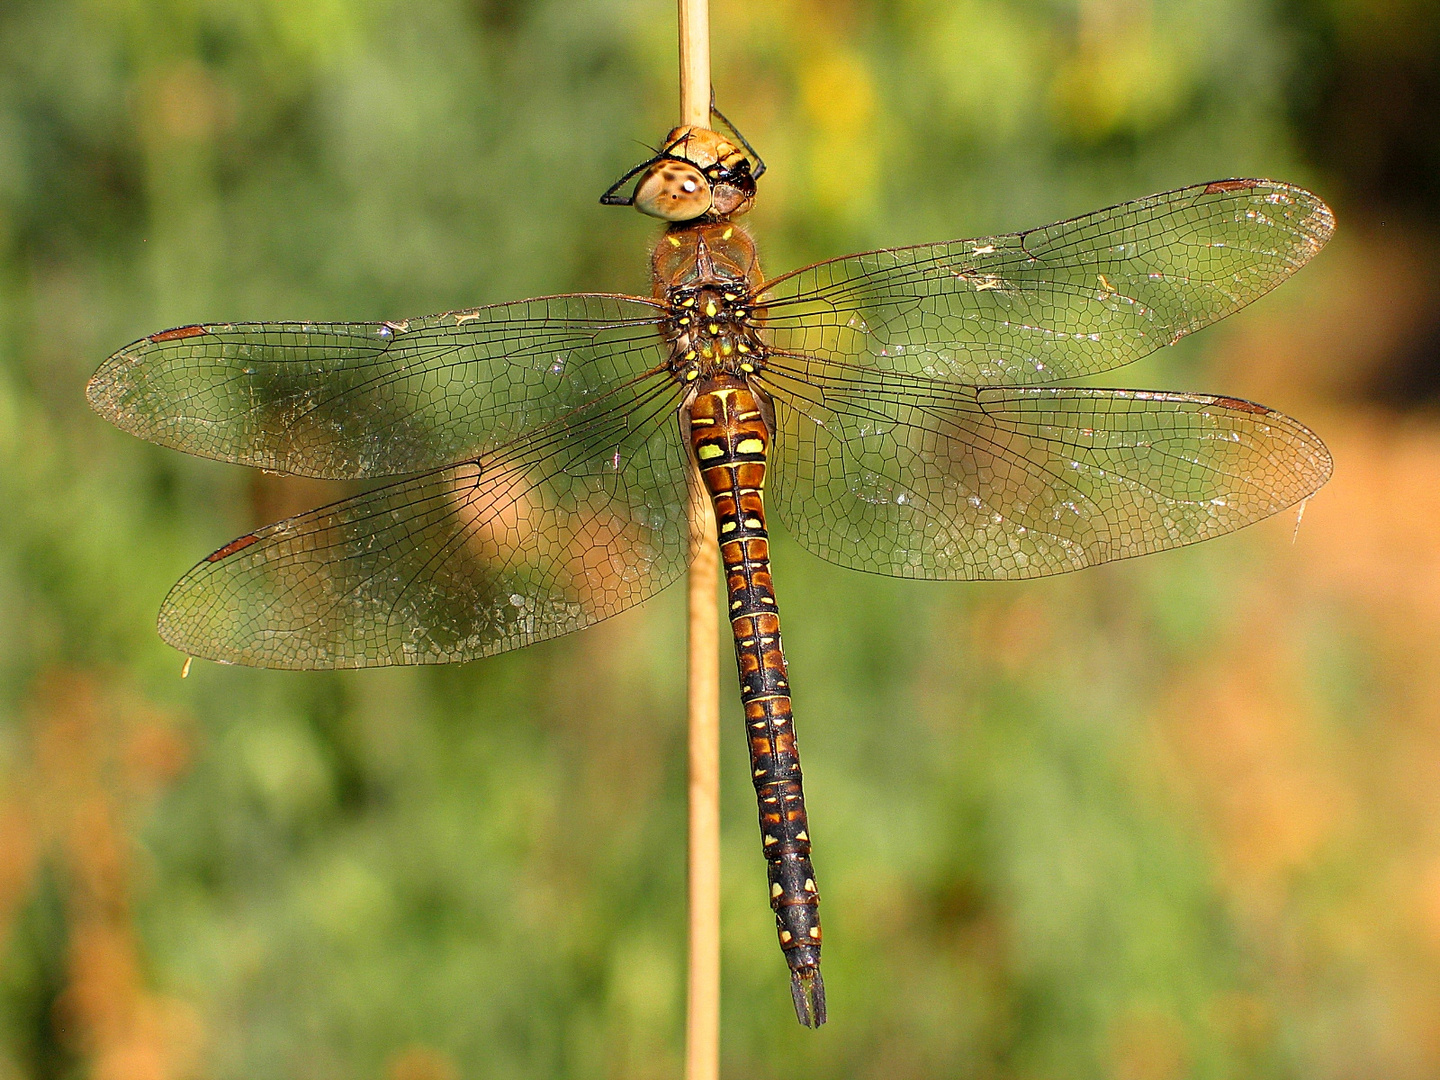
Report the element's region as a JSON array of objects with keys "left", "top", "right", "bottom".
[{"left": 688, "top": 373, "right": 826, "bottom": 1027}]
